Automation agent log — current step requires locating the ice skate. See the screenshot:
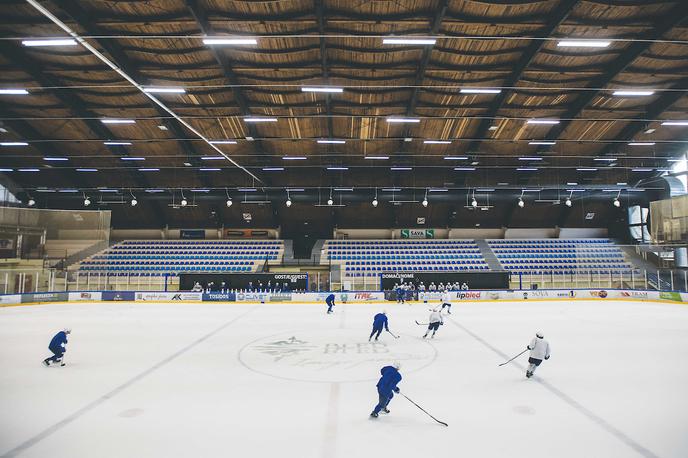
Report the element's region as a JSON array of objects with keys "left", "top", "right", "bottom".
[
  {"left": 526, "top": 371, "right": 532, "bottom": 378},
  {"left": 381, "top": 408, "right": 390, "bottom": 414},
  {"left": 370, "top": 412, "right": 378, "bottom": 418},
  {"left": 42, "top": 359, "right": 50, "bottom": 367}
]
